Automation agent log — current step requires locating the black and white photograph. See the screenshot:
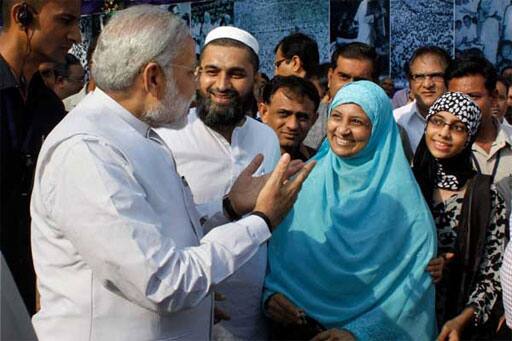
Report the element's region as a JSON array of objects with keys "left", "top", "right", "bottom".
[
  {"left": 191, "top": 0, "right": 234, "bottom": 55},
  {"left": 455, "top": 0, "right": 512, "bottom": 71},
  {"left": 159, "top": 2, "right": 192, "bottom": 28},
  {"left": 235, "top": 0, "right": 329, "bottom": 77},
  {"left": 330, "top": 0, "right": 390, "bottom": 76},
  {"left": 390, "top": 0, "right": 454, "bottom": 85}
]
